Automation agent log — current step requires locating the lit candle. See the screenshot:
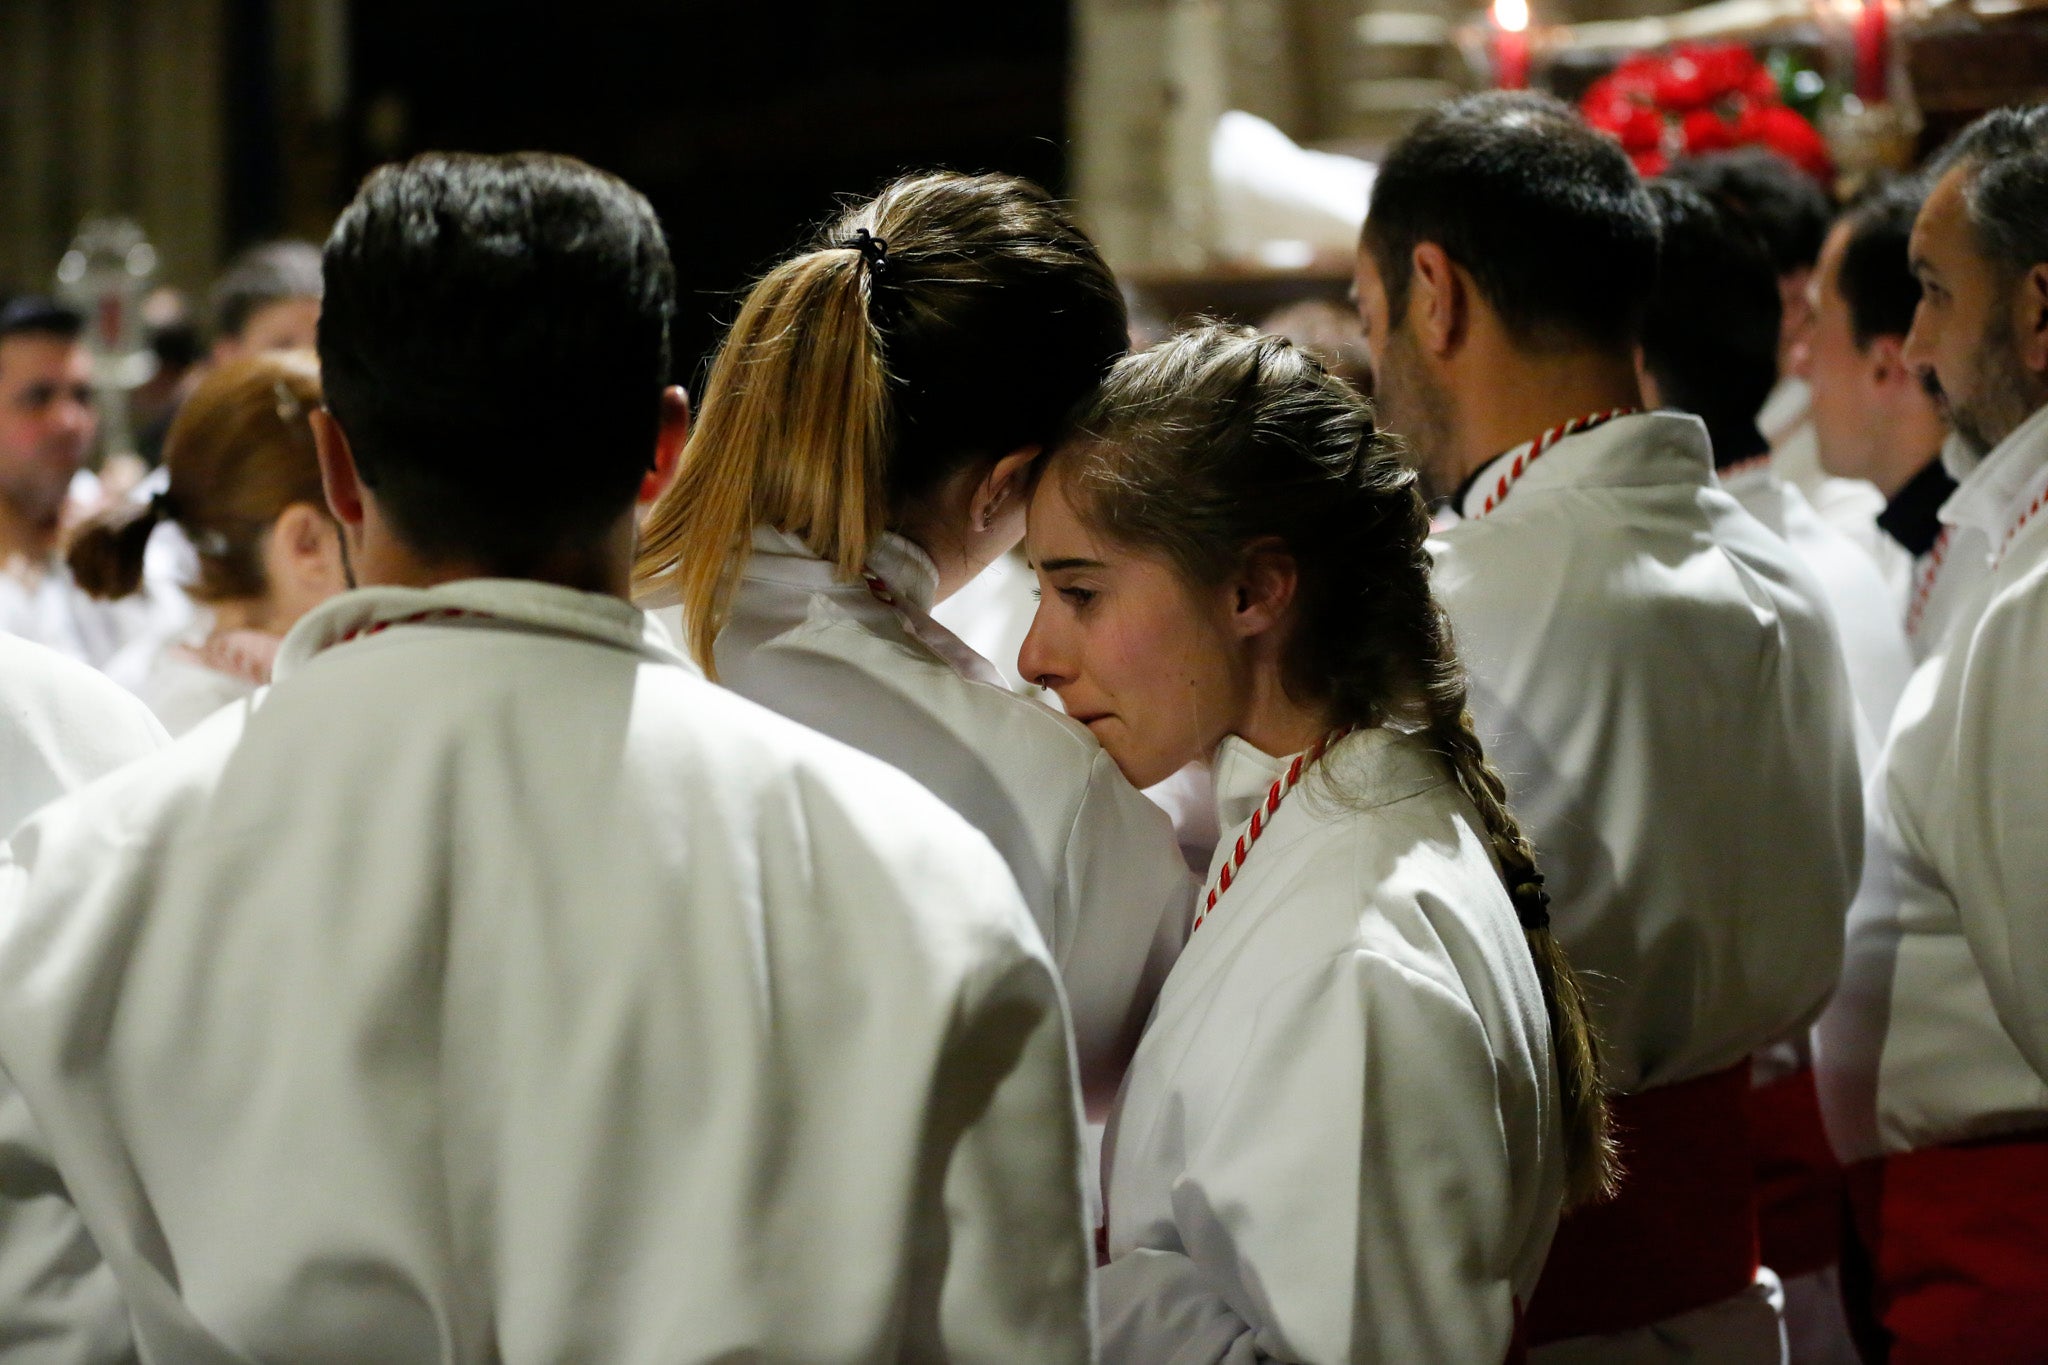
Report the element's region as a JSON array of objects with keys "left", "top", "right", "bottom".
[
  {"left": 1854, "top": 0, "right": 1889, "bottom": 104},
  {"left": 1494, "top": 0, "right": 1531, "bottom": 90}
]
